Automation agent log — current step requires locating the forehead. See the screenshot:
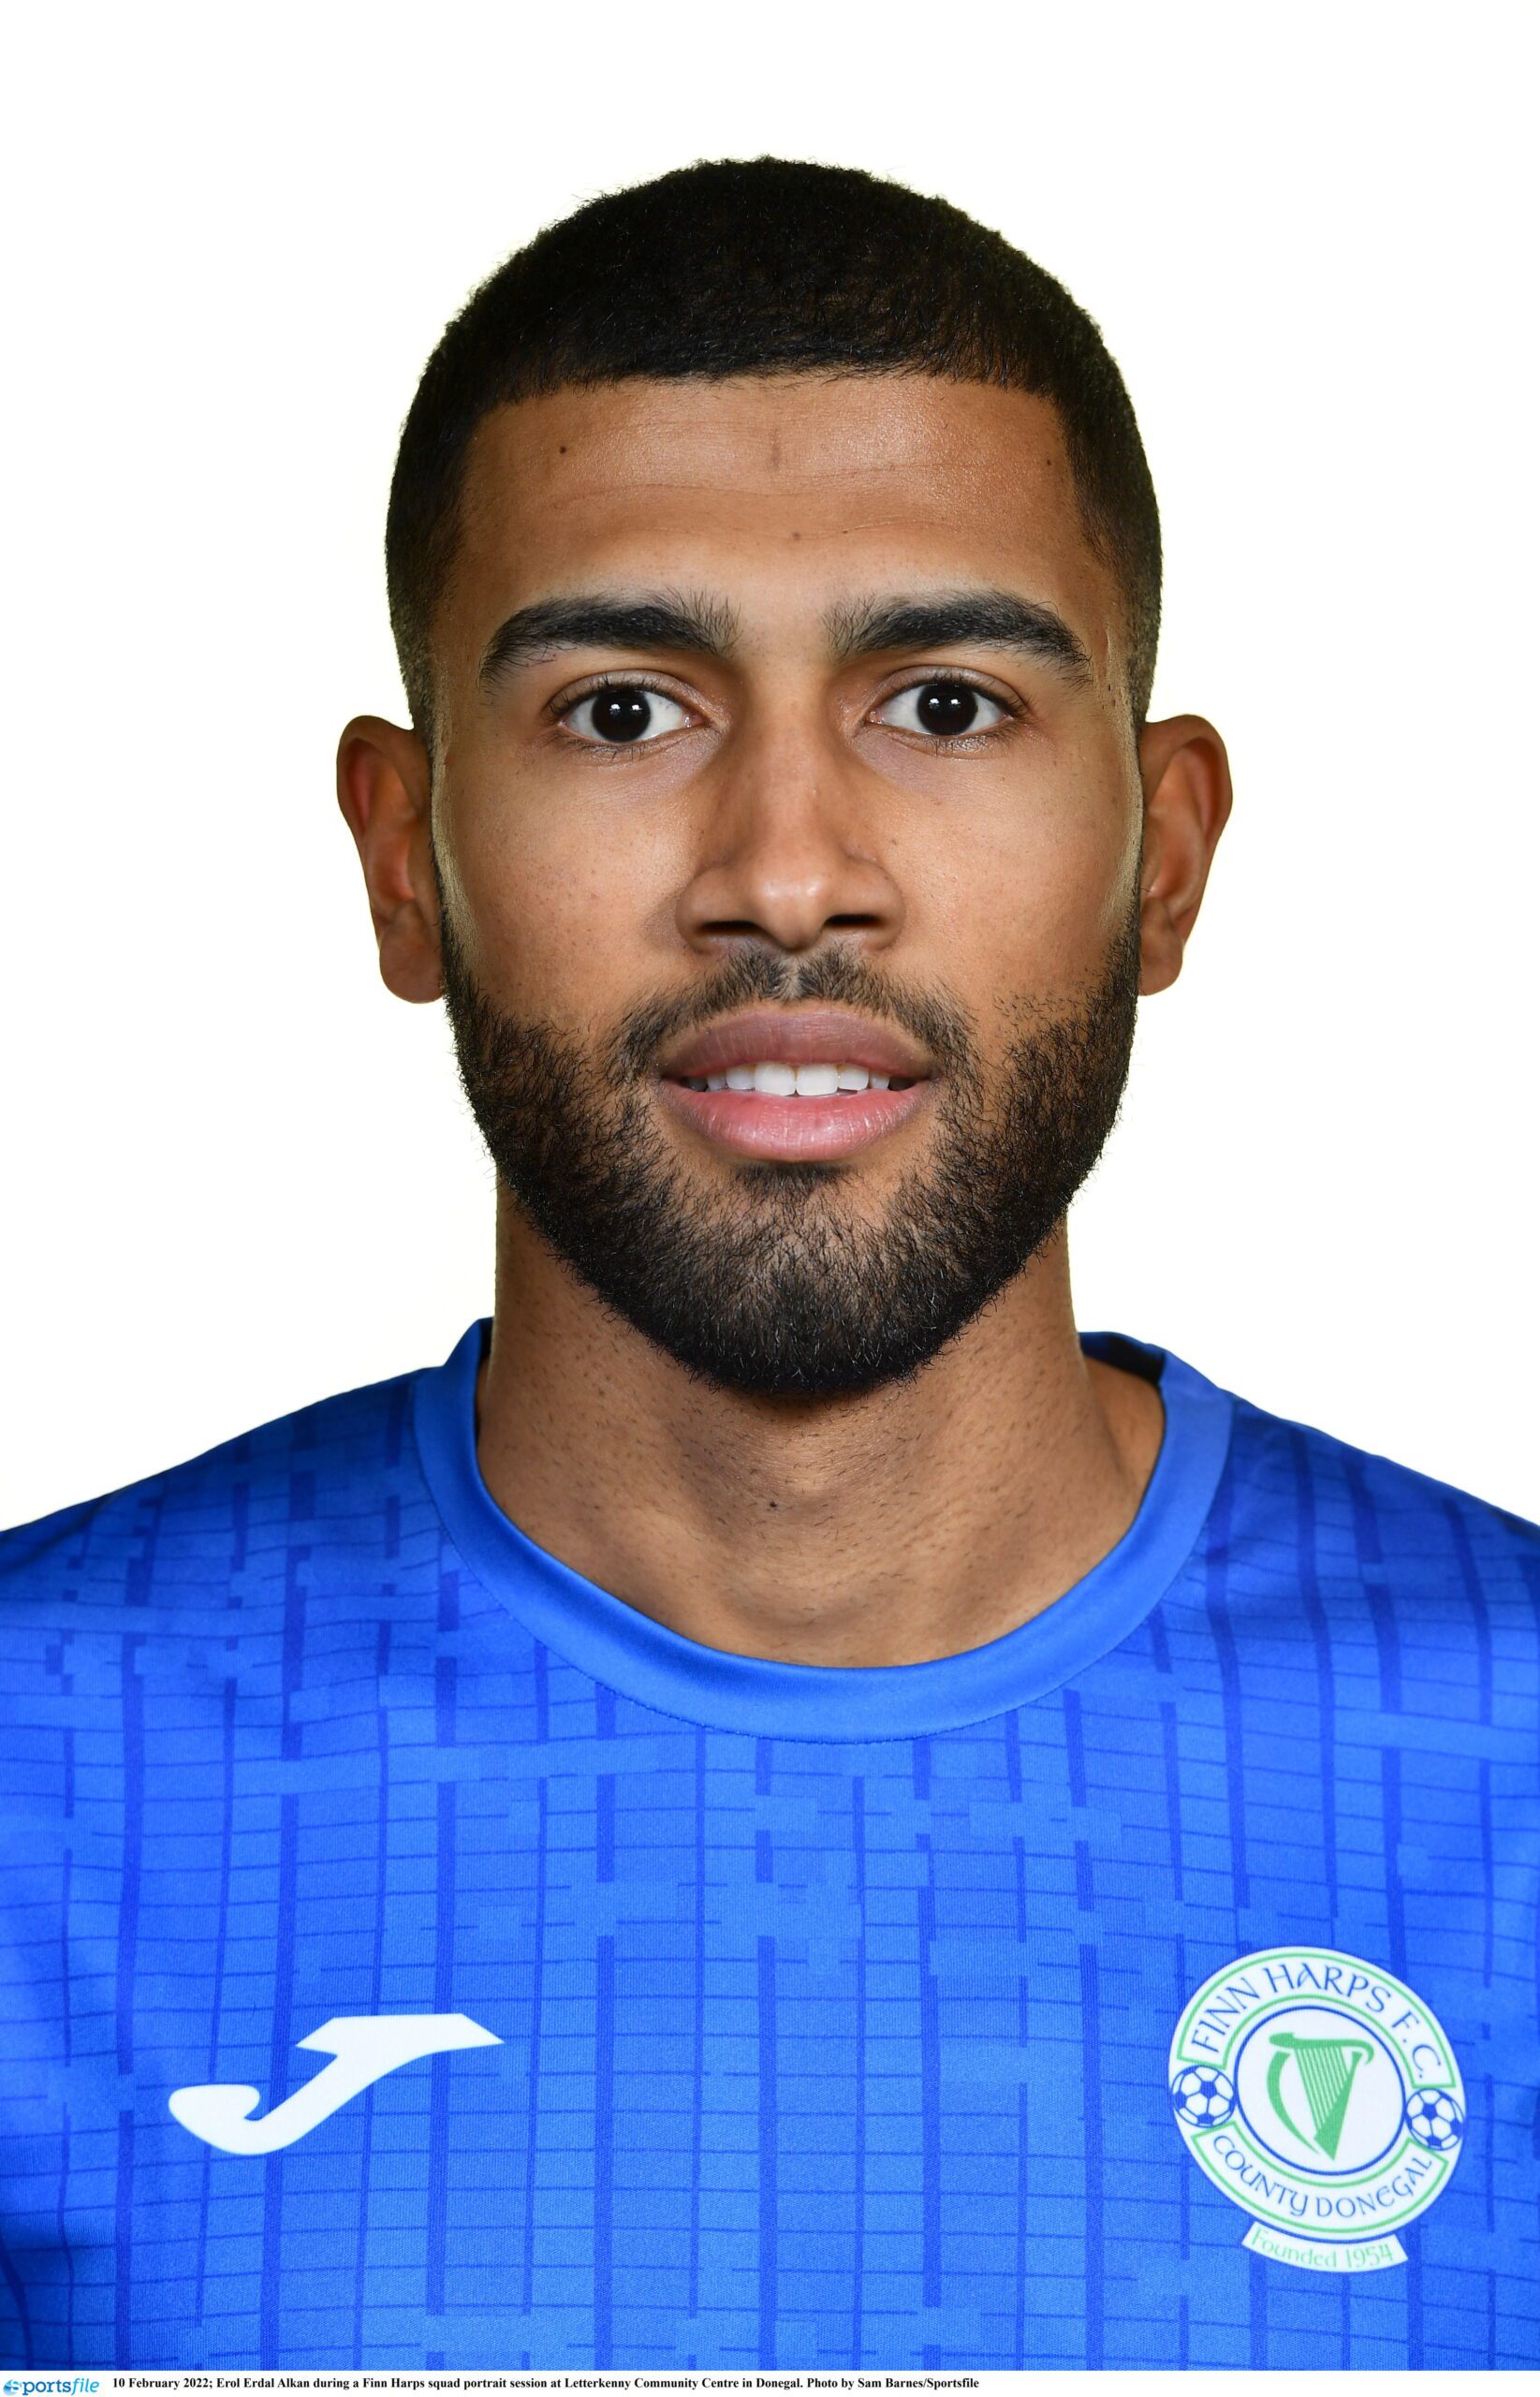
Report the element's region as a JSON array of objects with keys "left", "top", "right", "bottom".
[{"left": 450, "top": 376, "right": 1122, "bottom": 669}]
